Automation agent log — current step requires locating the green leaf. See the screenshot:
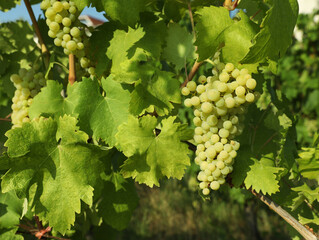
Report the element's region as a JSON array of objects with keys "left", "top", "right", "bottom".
[
  {"left": 116, "top": 116, "right": 191, "bottom": 187},
  {"left": 129, "top": 70, "right": 181, "bottom": 116},
  {"left": 292, "top": 184, "right": 319, "bottom": 205},
  {"left": 0, "top": 229, "right": 23, "bottom": 240},
  {"left": 297, "top": 147, "right": 319, "bottom": 181},
  {"left": 0, "top": 191, "right": 24, "bottom": 229},
  {"left": 244, "top": 157, "right": 284, "bottom": 195},
  {"left": 97, "top": 0, "right": 148, "bottom": 26},
  {"left": 0, "top": 0, "right": 20, "bottom": 12},
  {"left": 29, "top": 77, "right": 131, "bottom": 146},
  {"left": 2, "top": 116, "right": 106, "bottom": 234},
  {"left": 195, "top": 6, "right": 232, "bottom": 61},
  {"left": 163, "top": 23, "right": 195, "bottom": 70},
  {"left": 241, "top": 0, "right": 299, "bottom": 63},
  {"left": 221, "top": 11, "right": 259, "bottom": 72},
  {"left": 107, "top": 27, "right": 150, "bottom": 83},
  {"left": 99, "top": 173, "right": 138, "bottom": 230},
  {"left": 136, "top": 19, "right": 167, "bottom": 59}
]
